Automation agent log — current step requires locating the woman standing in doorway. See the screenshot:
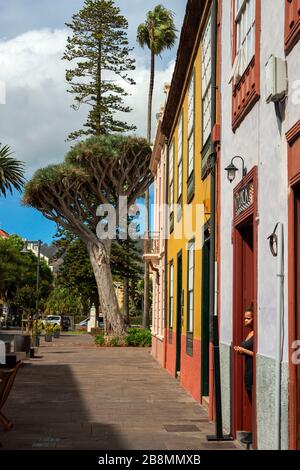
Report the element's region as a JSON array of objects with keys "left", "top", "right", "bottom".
[{"left": 234, "top": 307, "right": 254, "bottom": 445}]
